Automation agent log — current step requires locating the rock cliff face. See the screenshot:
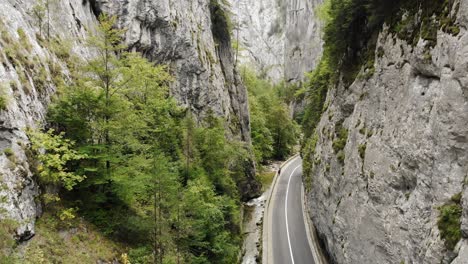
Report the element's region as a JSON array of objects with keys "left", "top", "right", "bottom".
[
  {"left": 228, "top": 0, "right": 286, "bottom": 82},
  {"left": 284, "top": 0, "right": 323, "bottom": 84},
  {"left": 229, "top": 0, "right": 322, "bottom": 84},
  {"left": 304, "top": 1, "right": 468, "bottom": 263},
  {"left": 0, "top": 0, "right": 258, "bottom": 239}
]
